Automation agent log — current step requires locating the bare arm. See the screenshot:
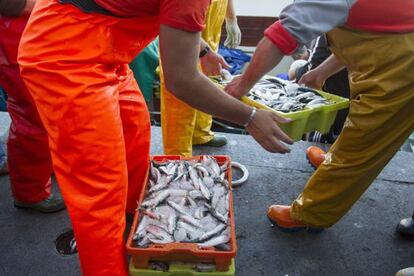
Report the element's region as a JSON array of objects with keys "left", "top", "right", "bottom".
[
  {"left": 225, "top": 0, "right": 236, "bottom": 21},
  {"left": 160, "top": 25, "right": 293, "bottom": 153},
  {"left": 298, "top": 54, "right": 345, "bottom": 89},
  {"left": 199, "top": 38, "right": 229, "bottom": 76},
  {"left": 225, "top": 37, "right": 284, "bottom": 98},
  {"left": 224, "top": 0, "right": 241, "bottom": 48},
  {"left": 313, "top": 54, "right": 345, "bottom": 79},
  {"left": 160, "top": 26, "right": 251, "bottom": 125}
]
